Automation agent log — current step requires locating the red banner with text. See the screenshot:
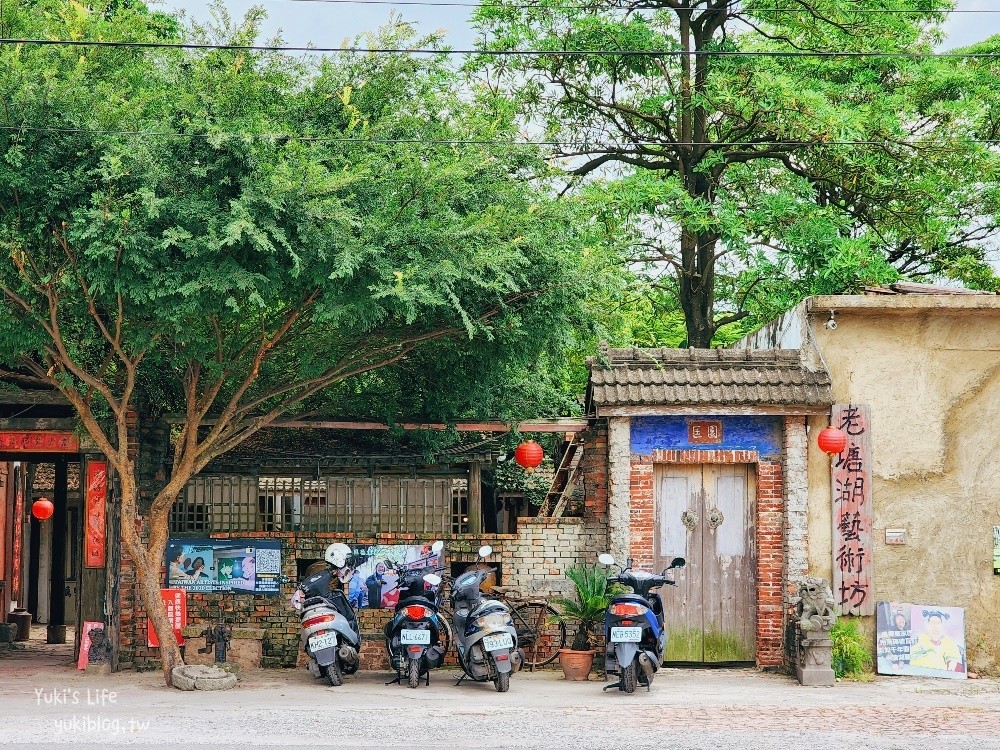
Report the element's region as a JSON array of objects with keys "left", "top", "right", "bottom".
[{"left": 84, "top": 461, "right": 107, "bottom": 568}]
